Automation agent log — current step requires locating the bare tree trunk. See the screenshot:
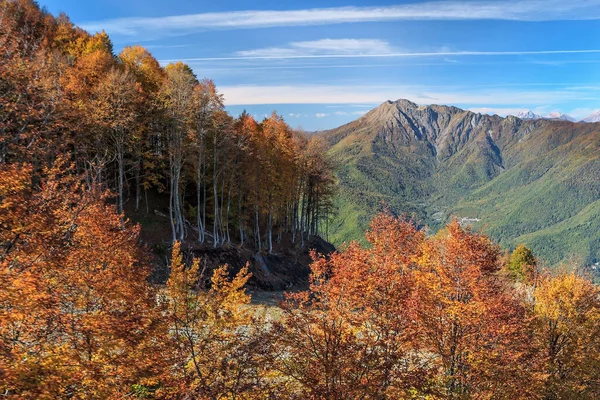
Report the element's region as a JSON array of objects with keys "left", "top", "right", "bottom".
[
  {"left": 238, "top": 187, "right": 244, "bottom": 246},
  {"left": 135, "top": 156, "right": 141, "bottom": 212},
  {"left": 213, "top": 141, "right": 219, "bottom": 248},
  {"left": 175, "top": 164, "right": 185, "bottom": 241},
  {"left": 300, "top": 191, "right": 306, "bottom": 248},
  {"left": 145, "top": 188, "right": 149, "bottom": 214},
  {"left": 255, "top": 205, "right": 261, "bottom": 253},
  {"left": 314, "top": 186, "right": 320, "bottom": 237},
  {"left": 169, "top": 163, "right": 177, "bottom": 244},
  {"left": 225, "top": 177, "right": 232, "bottom": 245},
  {"left": 202, "top": 157, "right": 207, "bottom": 245},
  {"left": 219, "top": 176, "right": 226, "bottom": 245},
  {"left": 116, "top": 142, "right": 124, "bottom": 228},
  {"left": 196, "top": 152, "right": 204, "bottom": 243},
  {"left": 291, "top": 200, "right": 296, "bottom": 245},
  {"left": 267, "top": 209, "right": 273, "bottom": 254}
]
